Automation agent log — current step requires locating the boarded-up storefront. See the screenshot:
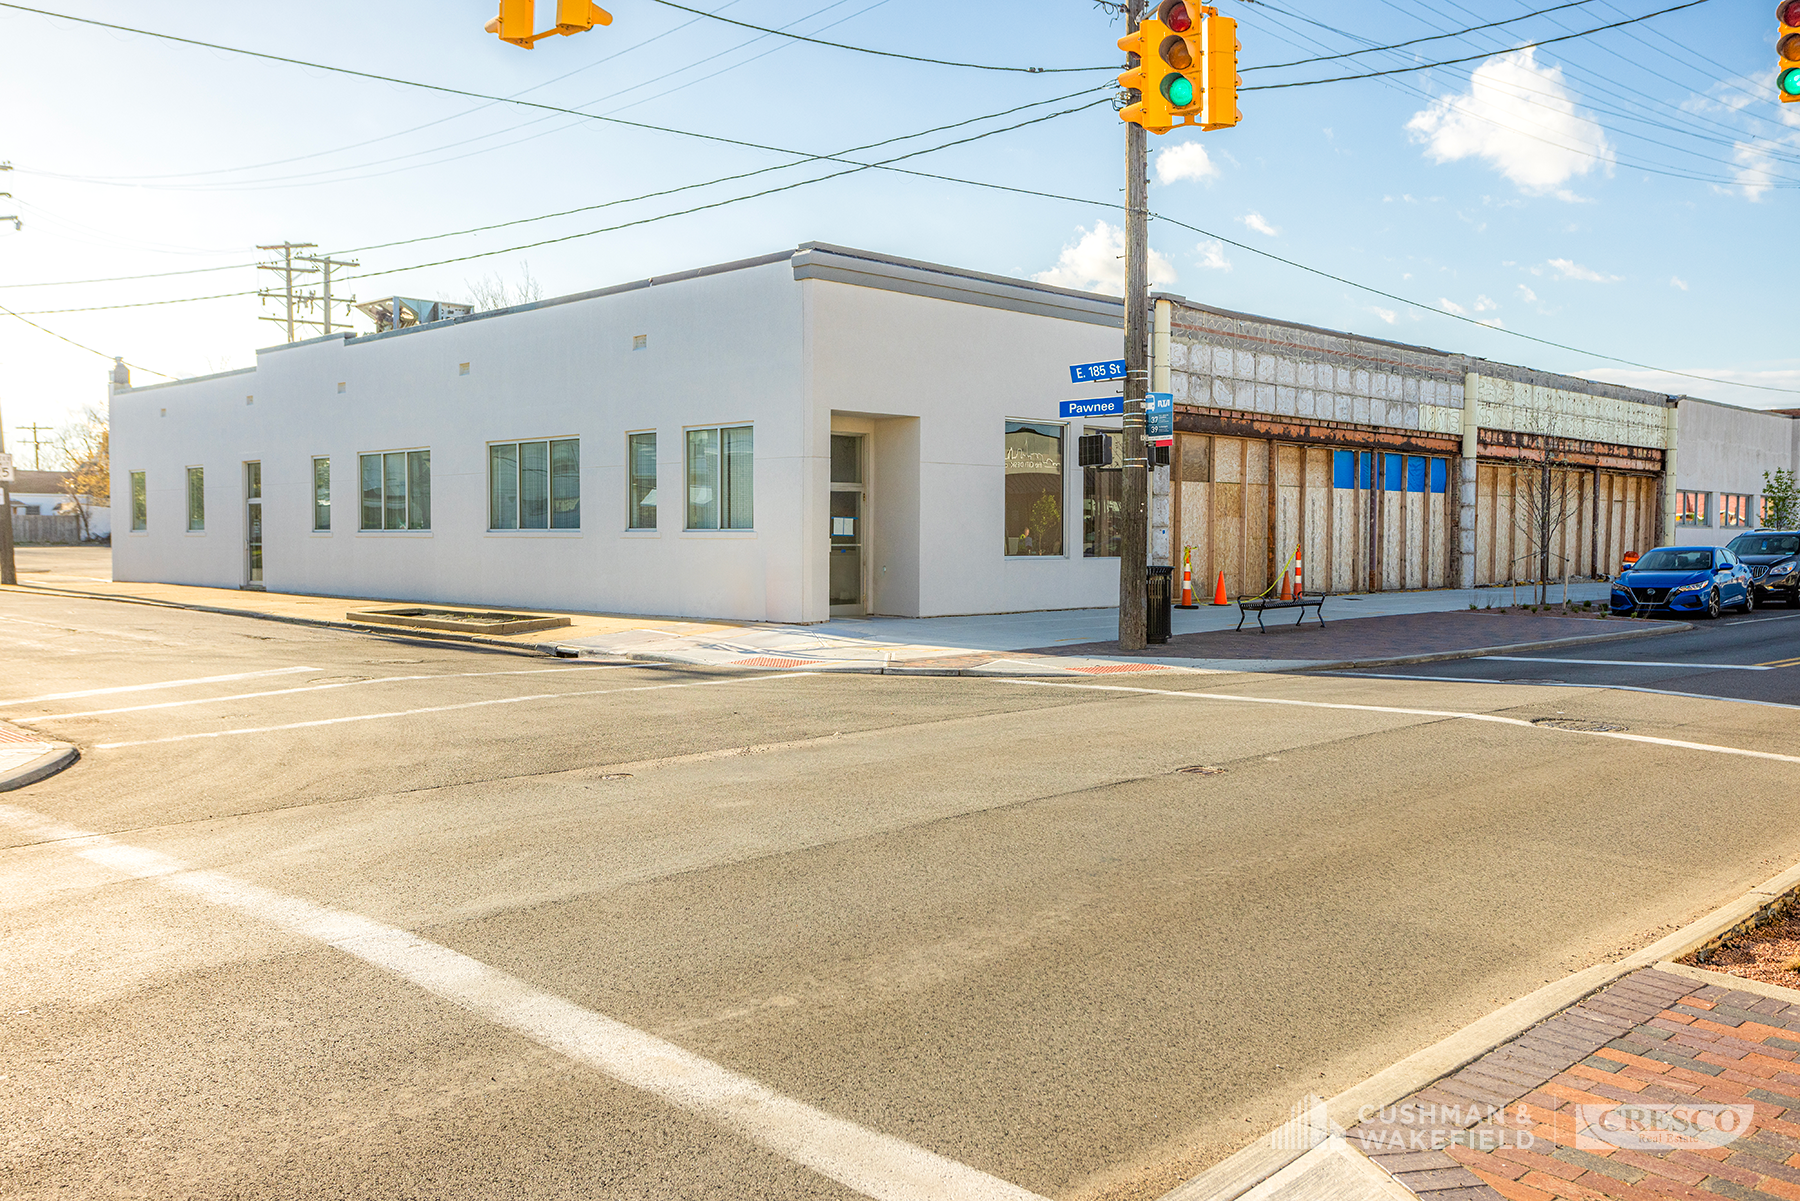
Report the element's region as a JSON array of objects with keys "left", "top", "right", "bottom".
[
  {"left": 1176, "top": 433, "right": 1455, "bottom": 597},
  {"left": 1471, "top": 464, "right": 1659, "bottom": 586}
]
